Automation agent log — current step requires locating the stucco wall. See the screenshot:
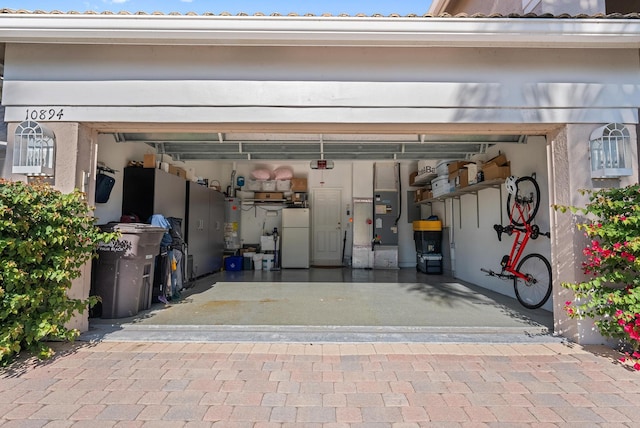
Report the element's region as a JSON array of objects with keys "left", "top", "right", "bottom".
[
  {"left": 549, "top": 123, "right": 639, "bottom": 344},
  {"left": 94, "top": 133, "right": 161, "bottom": 224}
]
